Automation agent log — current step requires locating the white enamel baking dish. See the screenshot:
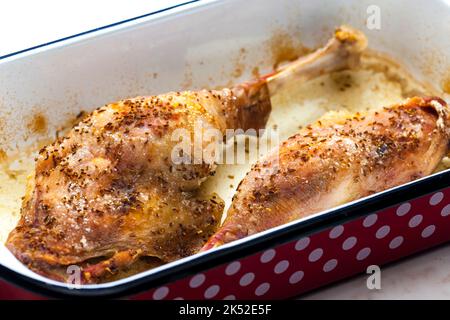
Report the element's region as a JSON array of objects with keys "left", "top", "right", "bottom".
[{"left": 0, "top": 0, "right": 449, "bottom": 298}]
